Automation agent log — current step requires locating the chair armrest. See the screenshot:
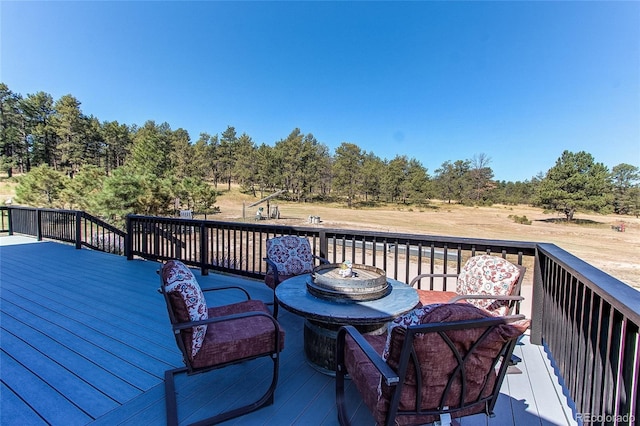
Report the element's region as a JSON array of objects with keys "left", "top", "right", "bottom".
[
  {"left": 263, "top": 257, "right": 281, "bottom": 284},
  {"left": 409, "top": 273, "right": 459, "bottom": 289},
  {"left": 201, "top": 286, "right": 251, "bottom": 301},
  {"left": 449, "top": 295, "right": 524, "bottom": 316},
  {"left": 314, "top": 255, "right": 330, "bottom": 265},
  {"left": 173, "top": 310, "right": 280, "bottom": 334},
  {"left": 449, "top": 294, "right": 524, "bottom": 303},
  {"left": 337, "top": 326, "right": 399, "bottom": 386}
]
